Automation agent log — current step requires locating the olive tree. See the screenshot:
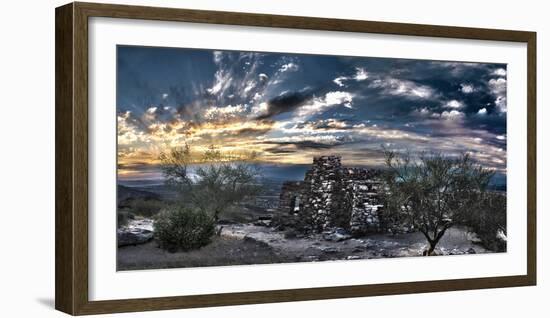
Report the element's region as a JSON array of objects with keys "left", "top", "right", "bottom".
[{"left": 382, "top": 150, "right": 494, "bottom": 255}]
